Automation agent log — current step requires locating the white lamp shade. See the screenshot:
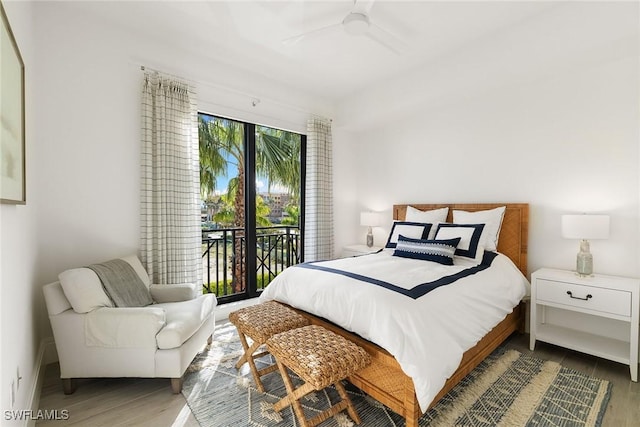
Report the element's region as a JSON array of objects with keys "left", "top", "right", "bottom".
[
  {"left": 360, "top": 212, "right": 383, "bottom": 227},
  {"left": 561, "top": 214, "right": 610, "bottom": 240}
]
